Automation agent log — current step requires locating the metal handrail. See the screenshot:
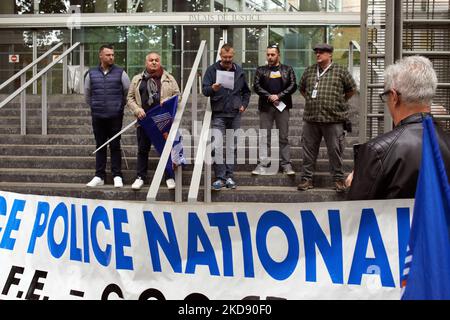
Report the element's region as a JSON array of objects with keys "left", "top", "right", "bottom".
[
  {"left": 348, "top": 40, "right": 360, "bottom": 74},
  {"left": 187, "top": 40, "right": 224, "bottom": 203},
  {"left": 146, "top": 40, "right": 207, "bottom": 202},
  {"left": 0, "top": 42, "right": 63, "bottom": 92},
  {"left": 0, "top": 42, "right": 80, "bottom": 135}
]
